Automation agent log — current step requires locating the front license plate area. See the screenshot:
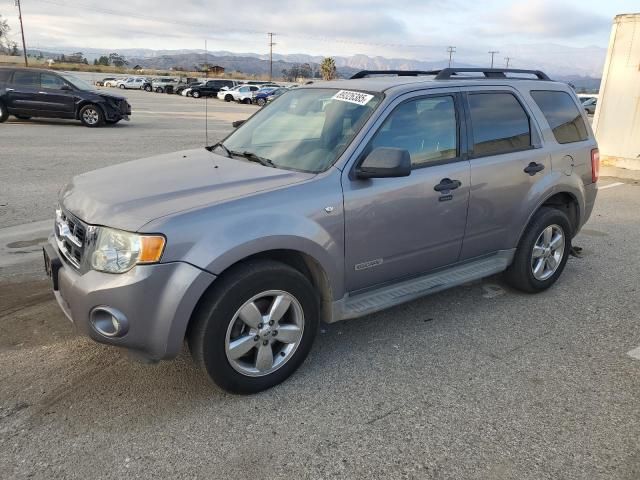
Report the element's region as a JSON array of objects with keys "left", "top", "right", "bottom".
[{"left": 43, "top": 245, "right": 63, "bottom": 291}]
